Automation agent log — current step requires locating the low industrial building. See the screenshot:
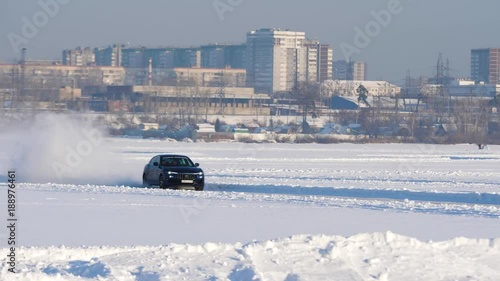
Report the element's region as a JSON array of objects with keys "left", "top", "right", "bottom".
[
  {"left": 2, "top": 86, "right": 82, "bottom": 110},
  {"left": 0, "top": 63, "right": 126, "bottom": 87},
  {"left": 124, "top": 67, "right": 247, "bottom": 87},
  {"left": 322, "top": 80, "right": 401, "bottom": 97},
  {"left": 84, "top": 85, "right": 271, "bottom": 116}
]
